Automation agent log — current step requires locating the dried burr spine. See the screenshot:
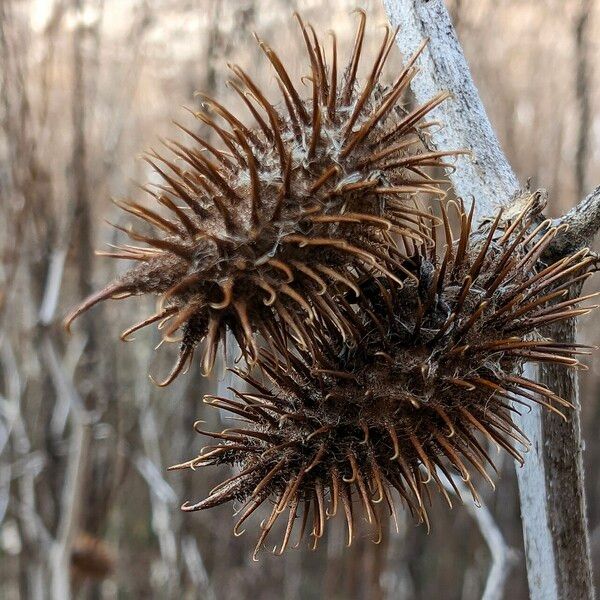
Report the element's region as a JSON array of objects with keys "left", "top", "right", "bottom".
[
  {"left": 172, "top": 193, "right": 598, "bottom": 557},
  {"left": 64, "top": 11, "right": 462, "bottom": 384}
]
